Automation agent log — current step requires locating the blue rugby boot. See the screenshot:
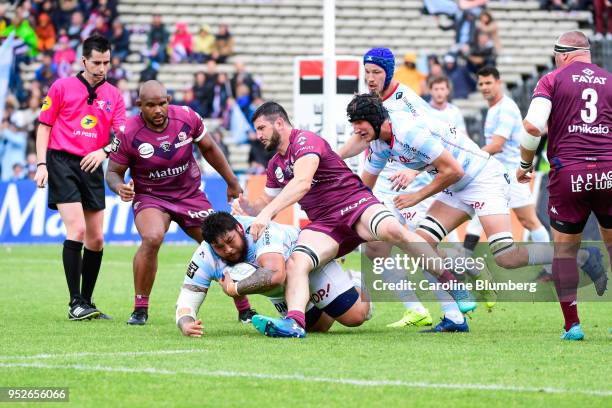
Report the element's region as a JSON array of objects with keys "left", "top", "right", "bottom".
[
  {"left": 252, "top": 315, "right": 306, "bottom": 338},
  {"left": 561, "top": 323, "right": 584, "bottom": 341},
  {"left": 420, "top": 316, "right": 469, "bottom": 333}
]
